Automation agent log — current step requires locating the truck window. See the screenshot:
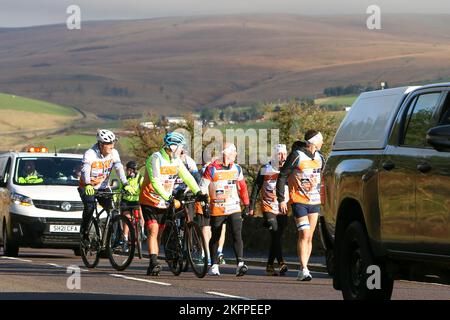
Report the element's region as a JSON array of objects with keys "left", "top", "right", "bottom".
[
  {"left": 438, "top": 93, "right": 450, "bottom": 125},
  {"left": 403, "top": 92, "right": 442, "bottom": 147}
]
